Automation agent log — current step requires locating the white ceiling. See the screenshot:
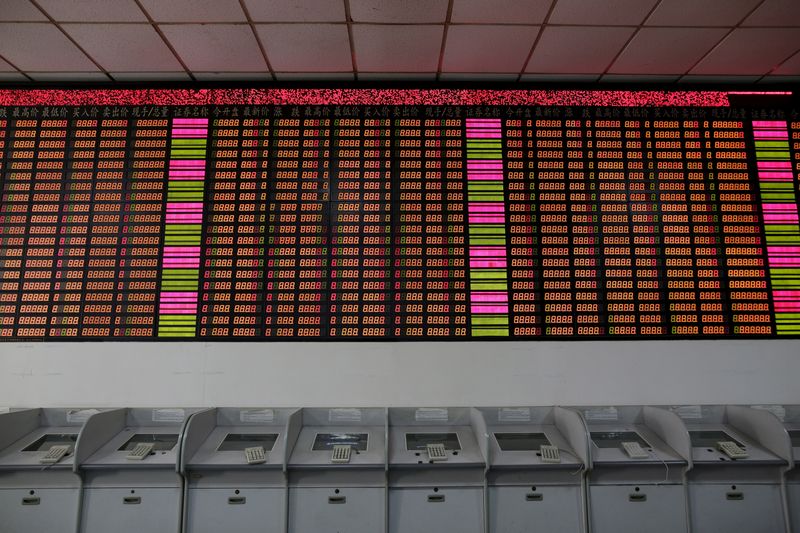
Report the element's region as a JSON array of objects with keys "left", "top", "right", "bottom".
[{"left": 0, "top": 0, "right": 798, "bottom": 83}]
